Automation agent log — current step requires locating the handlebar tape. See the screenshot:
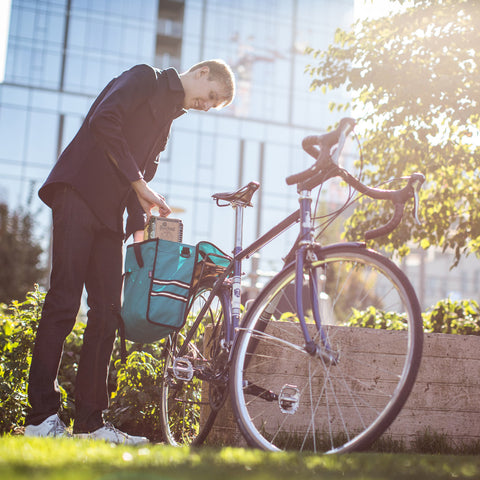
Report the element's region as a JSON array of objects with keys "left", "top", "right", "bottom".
[
  {"left": 365, "top": 203, "right": 405, "bottom": 240},
  {"left": 286, "top": 118, "right": 356, "bottom": 186}
]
